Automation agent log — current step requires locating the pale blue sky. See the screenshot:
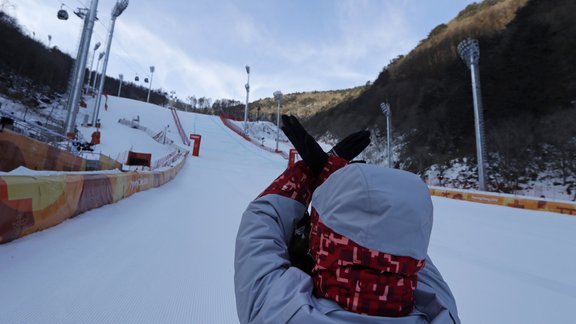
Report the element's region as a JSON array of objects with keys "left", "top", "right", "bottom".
[{"left": 7, "top": 0, "right": 477, "bottom": 101}]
